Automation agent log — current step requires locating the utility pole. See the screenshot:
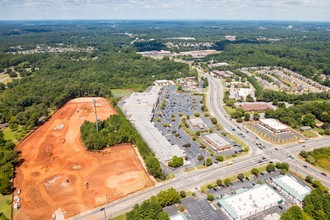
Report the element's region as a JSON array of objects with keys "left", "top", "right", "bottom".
[
  {"left": 103, "top": 206, "right": 106, "bottom": 220},
  {"left": 93, "top": 99, "right": 99, "bottom": 131}
]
